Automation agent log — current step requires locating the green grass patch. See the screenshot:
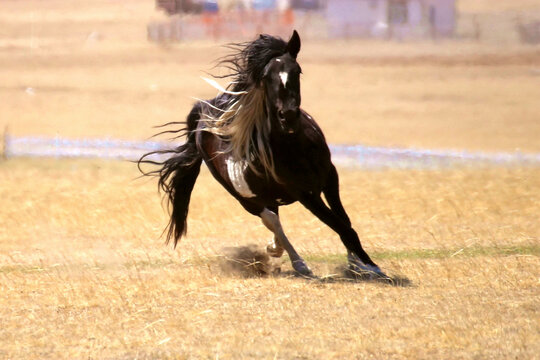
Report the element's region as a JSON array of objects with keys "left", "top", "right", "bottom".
[
  {"left": 0, "top": 265, "right": 48, "bottom": 274},
  {"left": 305, "top": 244, "right": 540, "bottom": 263}
]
